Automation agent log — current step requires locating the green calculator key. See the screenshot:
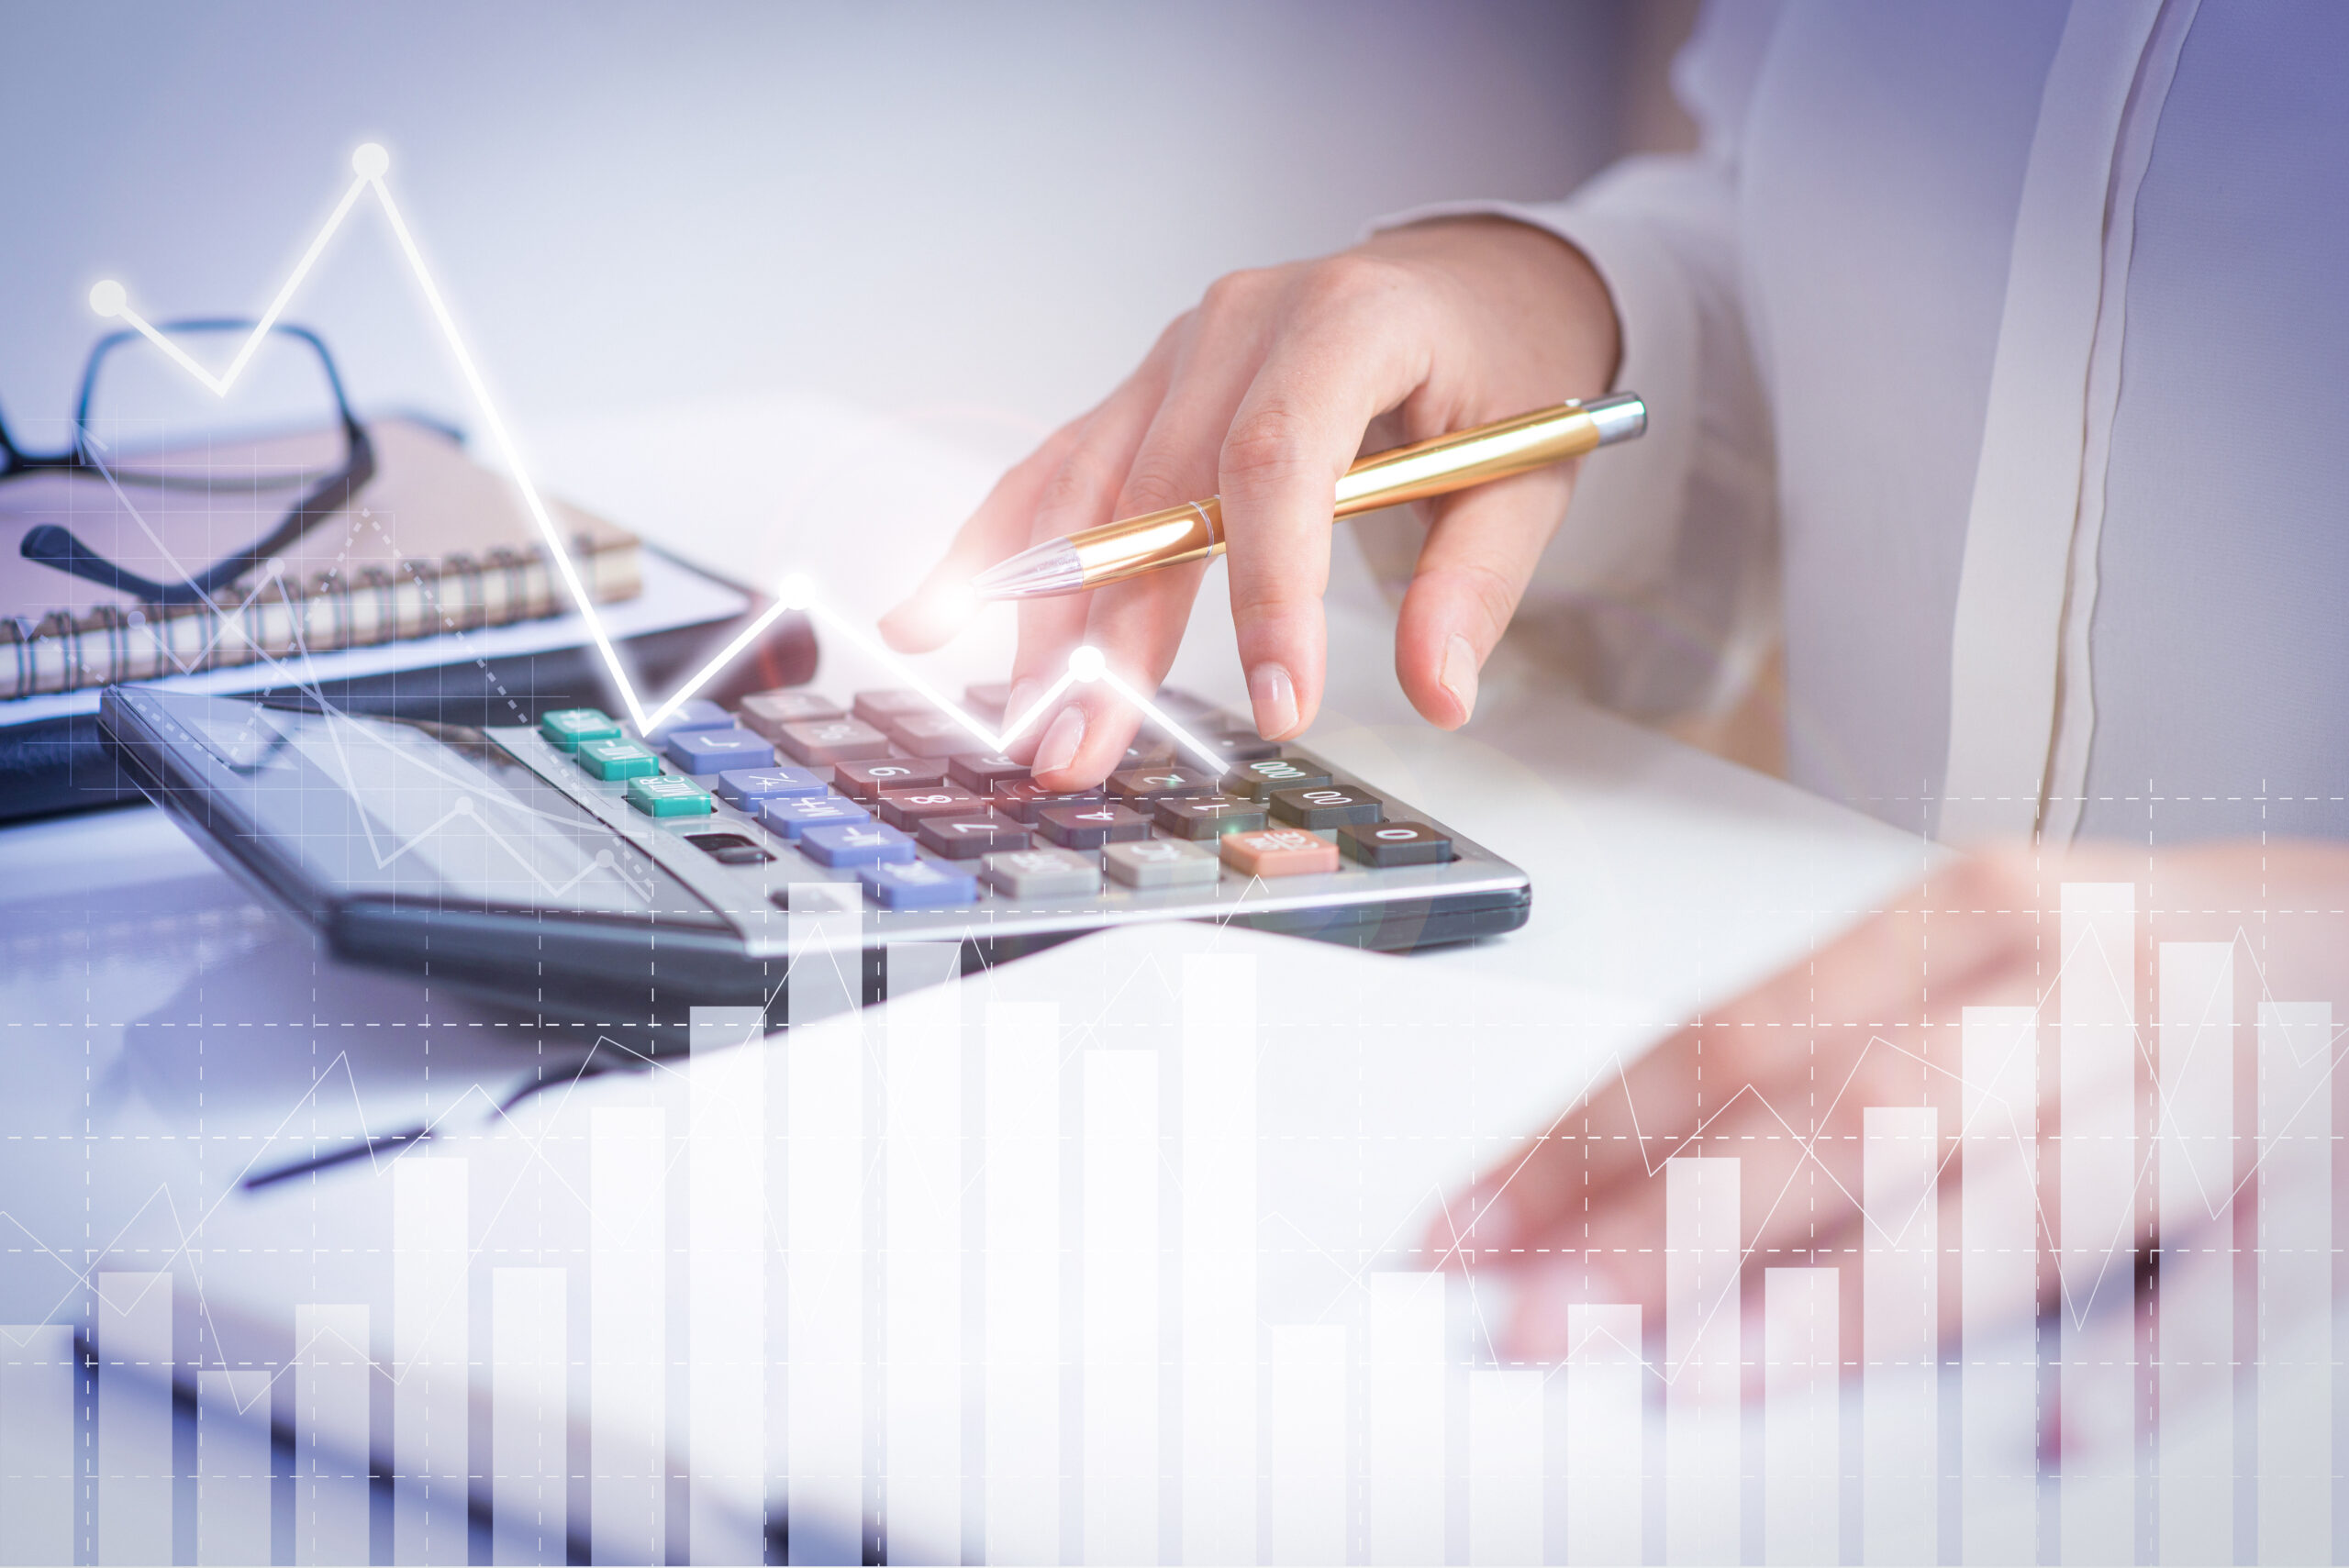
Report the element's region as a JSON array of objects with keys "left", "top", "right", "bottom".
[
  {"left": 627, "top": 774, "right": 715, "bottom": 817},
  {"left": 578, "top": 739, "right": 662, "bottom": 780},
  {"left": 540, "top": 707, "right": 622, "bottom": 750}
]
